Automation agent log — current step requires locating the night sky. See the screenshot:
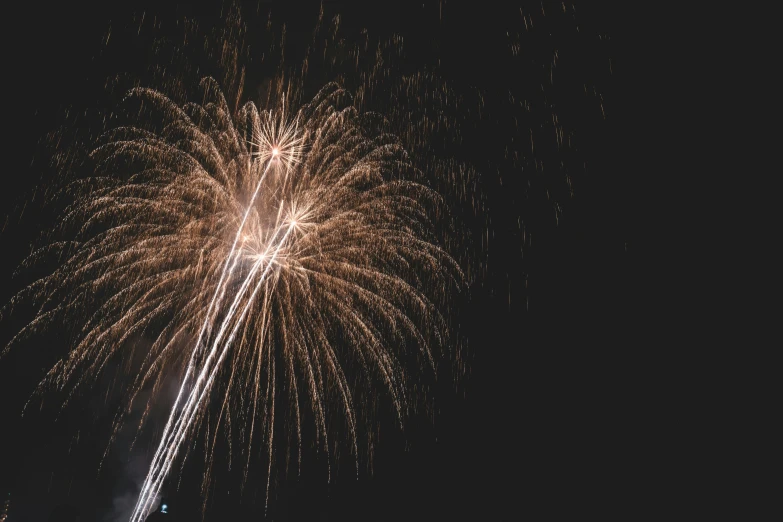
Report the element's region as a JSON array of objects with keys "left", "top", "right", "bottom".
[{"left": 1, "top": 2, "right": 651, "bottom": 520}]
